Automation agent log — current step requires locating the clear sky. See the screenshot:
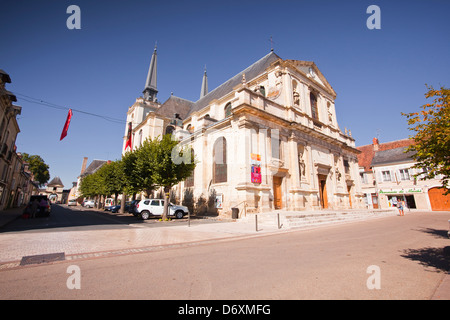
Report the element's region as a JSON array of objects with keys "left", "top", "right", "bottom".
[{"left": 1, "top": 0, "right": 449, "bottom": 188}]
